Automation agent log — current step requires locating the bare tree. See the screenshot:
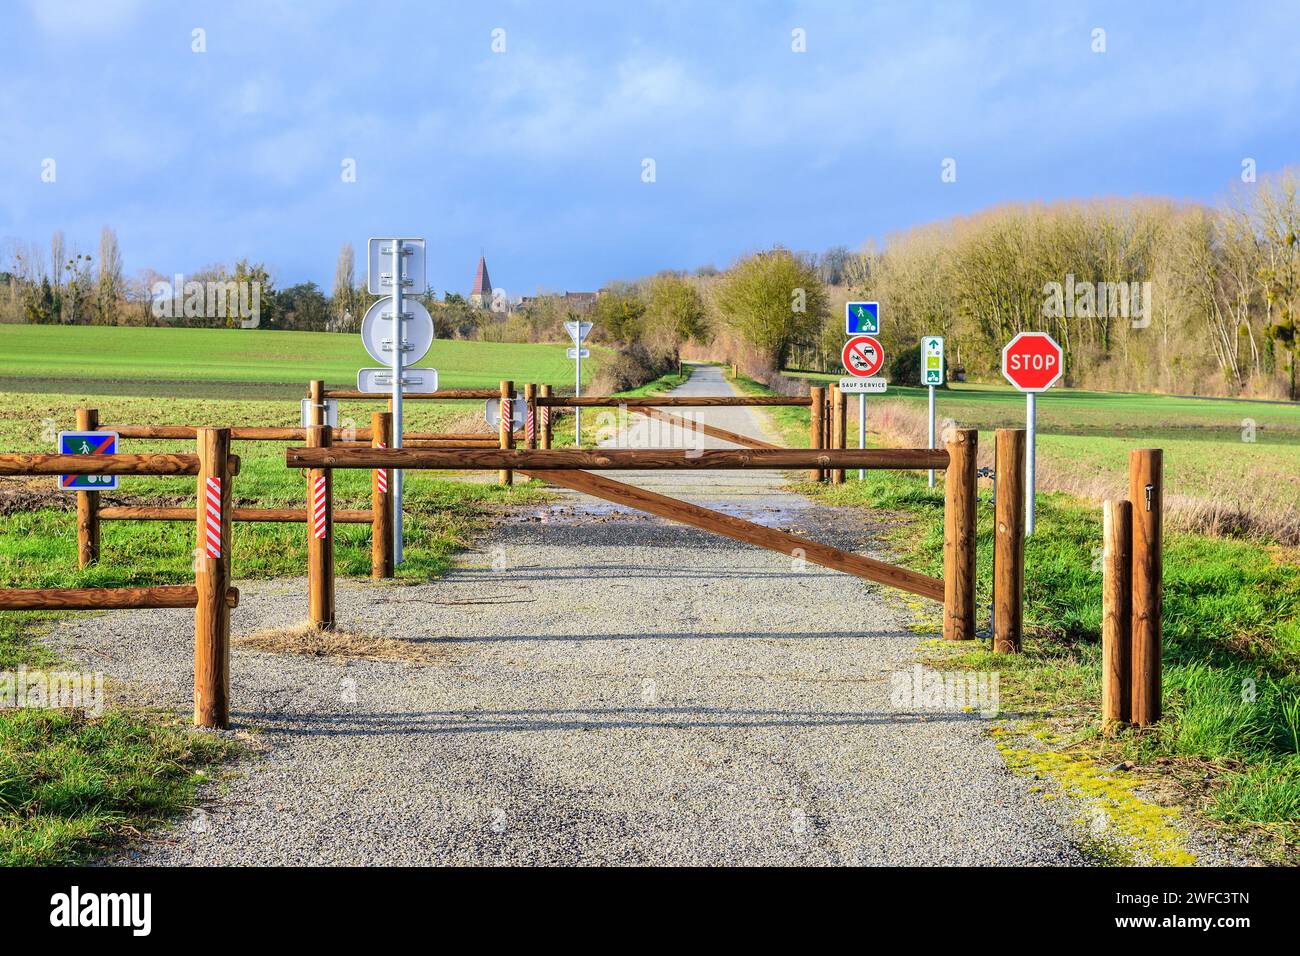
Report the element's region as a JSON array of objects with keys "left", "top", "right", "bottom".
[
  {"left": 97, "top": 226, "right": 124, "bottom": 325},
  {"left": 332, "top": 242, "right": 356, "bottom": 332}
]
